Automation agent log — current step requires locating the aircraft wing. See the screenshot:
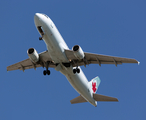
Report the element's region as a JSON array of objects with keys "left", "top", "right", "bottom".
[
  {"left": 7, "top": 51, "right": 56, "bottom": 71},
  {"left": 65, "top": 49, "right": 139, "bottom": 67}
]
